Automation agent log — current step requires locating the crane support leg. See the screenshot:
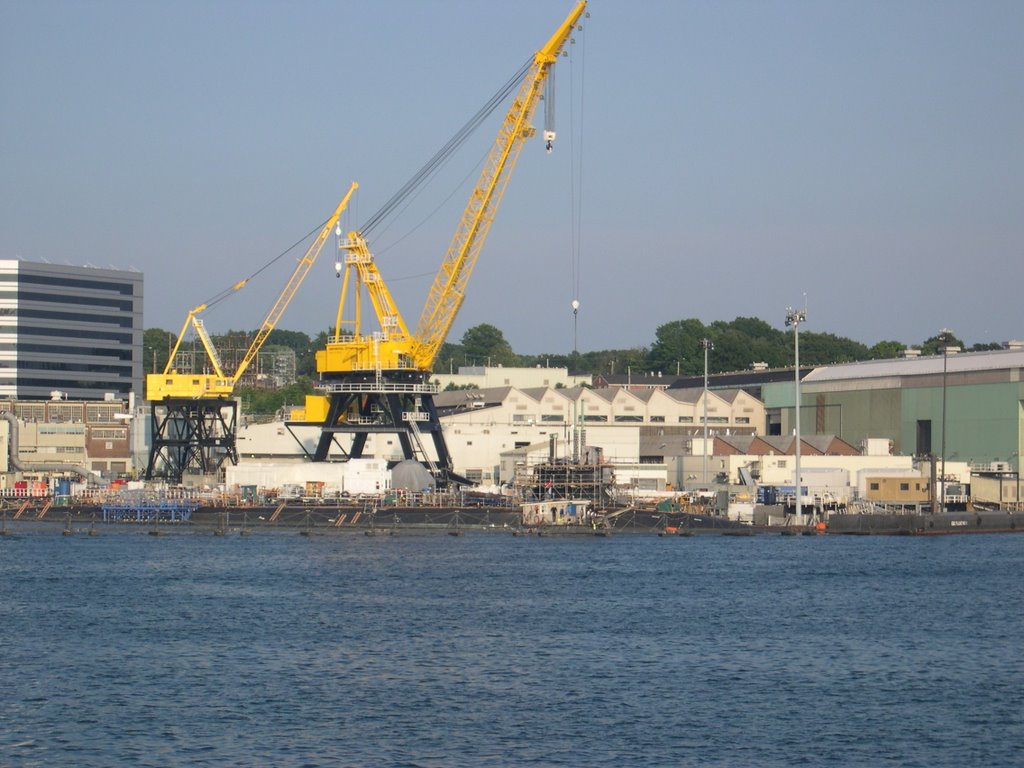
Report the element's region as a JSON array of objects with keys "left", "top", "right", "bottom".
[
  {"left": 146, "top": 398, "right": 238, "bottom": 483},
  {"left": 304, "top": 376, "right": 461, "bottom": 486}
]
